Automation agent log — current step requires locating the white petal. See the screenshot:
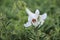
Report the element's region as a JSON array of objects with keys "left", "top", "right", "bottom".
[
  {"left": 40, "top": 20, "right": 44, "bottom": 25},
  {"left": 39, "top": 20, "right": 44, "bottom": 27},
  {"left": 35, "top": 9, "right": 40, "bottom": 15},
  {"left": 41, "top": 13, "right": 47, "bottom": 20},
  {"left": 26, "top": 8, "right": 33, "bottom": 16},
  {"left": 32, "top": 22, "right": 38, "bottom": 27},
  {"left": 24, "top": 22, "right": 31, "bottom": 27}
]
